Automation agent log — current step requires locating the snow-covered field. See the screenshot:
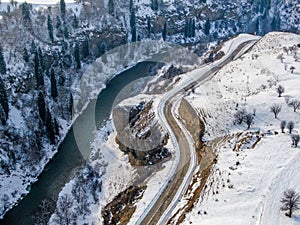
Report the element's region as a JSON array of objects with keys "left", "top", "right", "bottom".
[{"left": 180, "top": 32, "right": 300, "bottom": 225}]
